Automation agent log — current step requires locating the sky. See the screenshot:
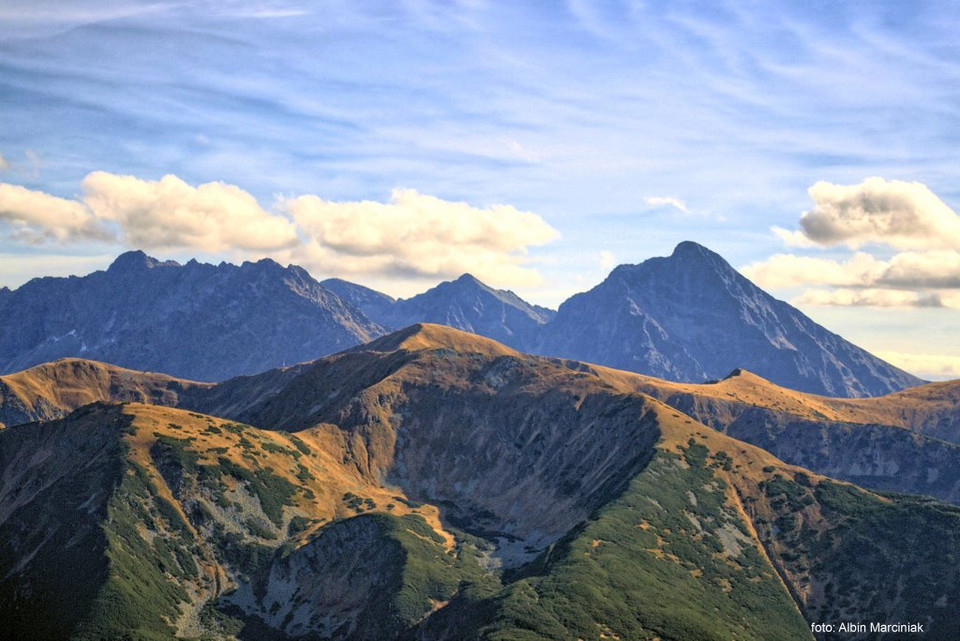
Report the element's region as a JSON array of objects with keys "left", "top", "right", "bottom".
[{"left": 1, "top": 0, "right": 960, "bottom": 379}]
